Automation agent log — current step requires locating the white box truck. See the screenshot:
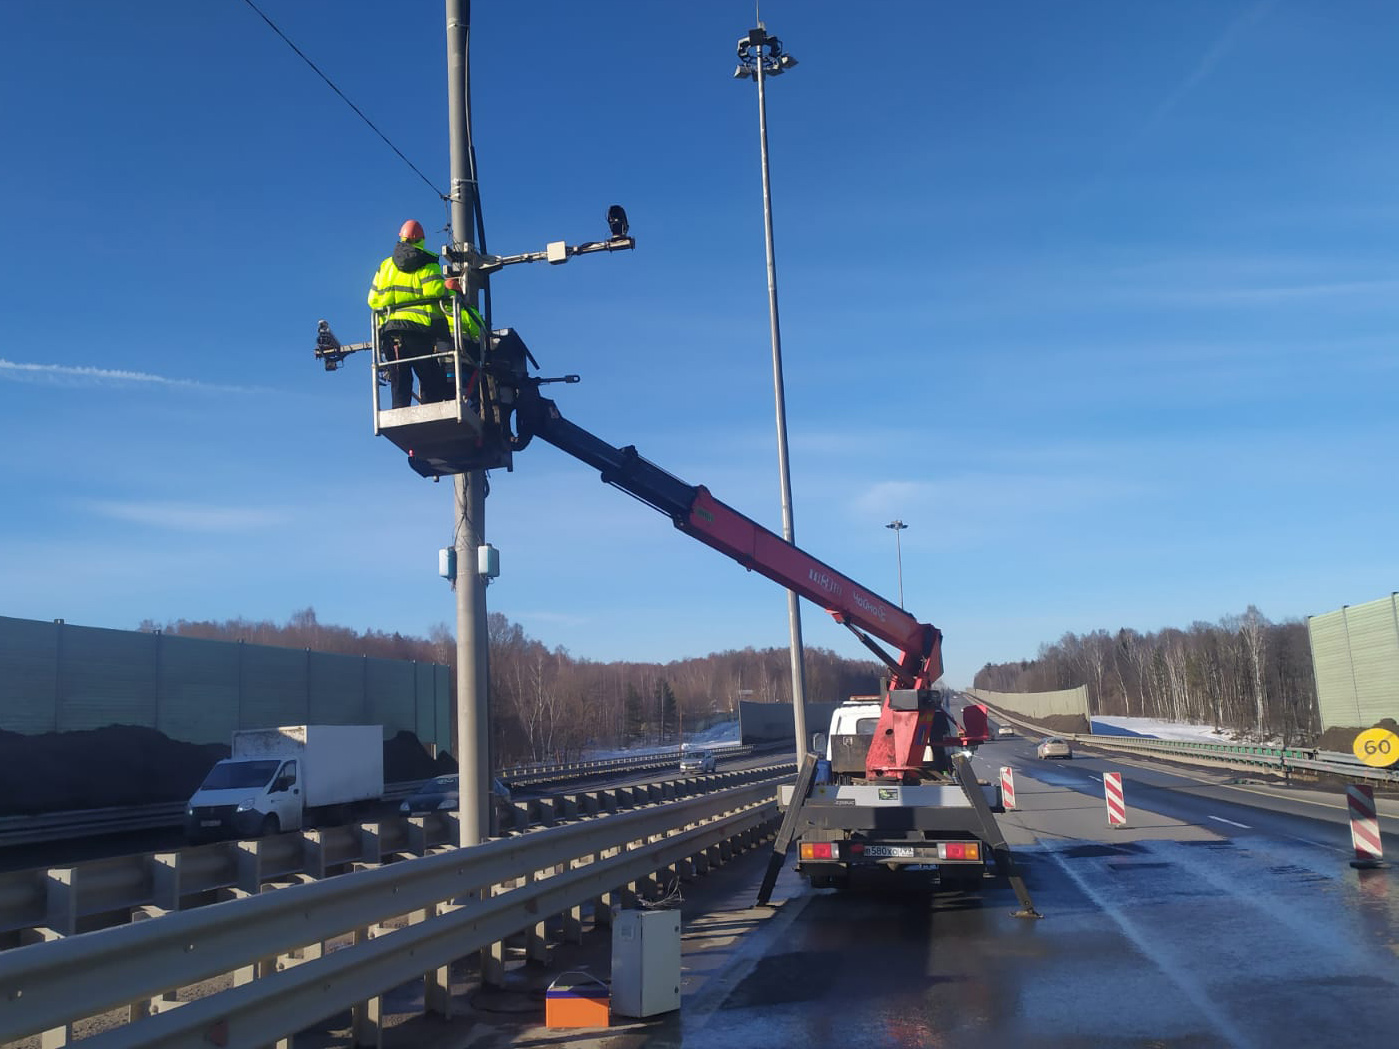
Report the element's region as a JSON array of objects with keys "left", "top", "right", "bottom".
[{"left": 185, "top": 725, "right": 384, "bottom": 841}]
